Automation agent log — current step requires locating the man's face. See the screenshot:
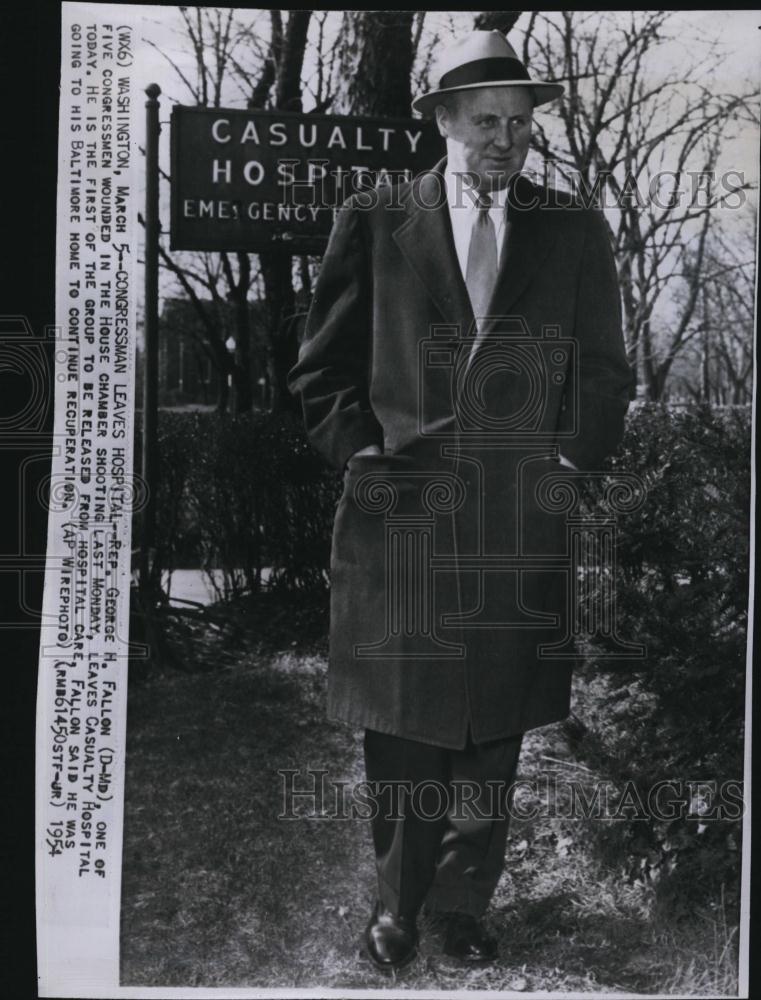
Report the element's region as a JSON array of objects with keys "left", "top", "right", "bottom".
[{"left": 435, "top": 87, "right": 534, "bottom": 192}]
